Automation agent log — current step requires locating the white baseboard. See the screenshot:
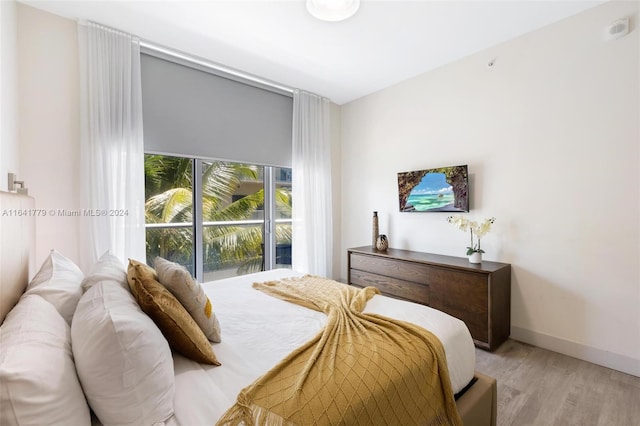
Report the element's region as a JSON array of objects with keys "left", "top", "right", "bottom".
[{"left": 510, "top": 326, "right": 640, "bottom": 378}]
